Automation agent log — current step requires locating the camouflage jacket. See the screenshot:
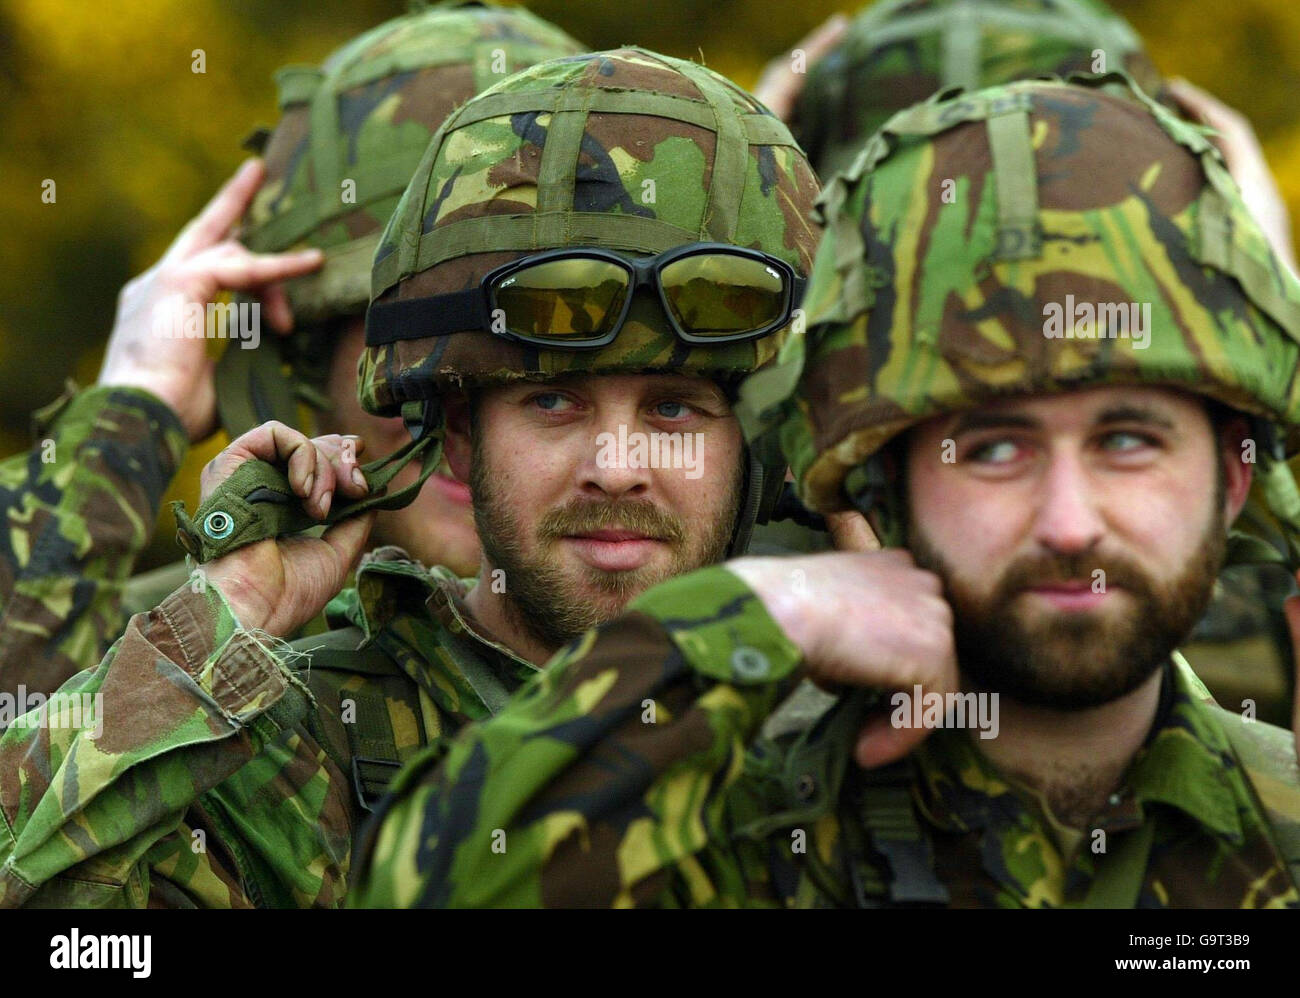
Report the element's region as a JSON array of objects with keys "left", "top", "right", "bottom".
[
  {"left": 347, "top": 565, "right": 1300, "bottom": 908},
  {"left": 0, "top": 383, "right": 188, "bottom": 699},
  {"left": 0, "top": 551, "right": 536, "bottom": 907}
]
